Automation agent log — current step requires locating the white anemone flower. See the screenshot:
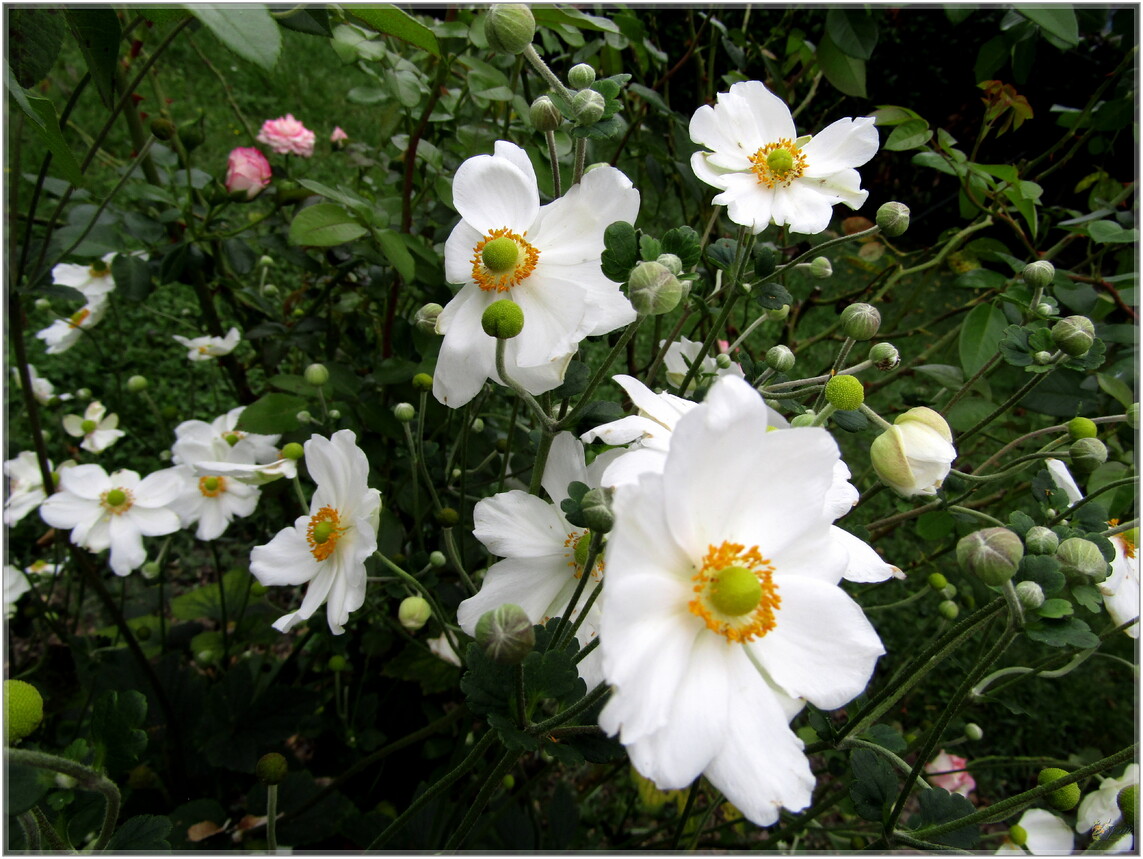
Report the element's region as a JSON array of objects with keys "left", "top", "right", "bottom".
[
  {"left": 62, "top": 401, "right": 125, "bottom": 454},
  {"left": 250, "top": 430, "right": 381, "bottom": 635},
  {"left": 4, "top": 565, "right": 31, "bottom": 617},
  {"left": 5, "top": 452, "right": 52, "bottom": 526},
  {"left": 598, "top": 375, "right": 885, "bottom": 827},
  {"left": 690, "top": 80, "right": 879, "bottom": 236},
  {"left": 583, "top": 375, "right": 899, "bottom": 583},
  {"left": 662, "top": 337, "right": 743, "bottom": 393},
  {"left": 38, "top": 464, "right": 182, "bottom": 576},
  {"left": 36, "top": 294, "right": 109, "bottom": 354},
  {"left": 190, "top": 458, "right": 298, "bottom": 486},
  {"left": 1076, "top": 764, "right": 1138, "bottom": 853},
  {"left": 172, "top": 407, "right": 281, "bottom": 467},
  {"left": 12, "top": 365, "right": 69, "bottom": 406},
  {"left": 433, "top": 140, "right": 640, "bottom": 407},
  {"left": 457, "top": 433, "right": 620, "bottom": 689},
  {"left": 51, "top": 253, "right": 118, "bottom": 301},
  {"left": 996, "top": 809, "right": 1075, "bottom": 855},
  {"left": 1102, "top": 525, "right": 1139, "bottom": 638},
  {"left": 173, "top": 326, "right": 241, "bottom": 362}
]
